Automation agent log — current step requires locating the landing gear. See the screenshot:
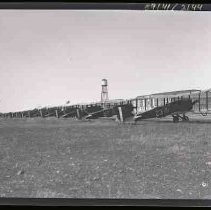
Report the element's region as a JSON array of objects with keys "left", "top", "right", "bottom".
[
  {"left": 172, "top": 115, "right": 179, "bottom": 123},
  {"left": 181, "top": 114, "right": 189, "bottom": 122},
  {"left": 172, "top": 114, "right": 189, "bottom": 123}
]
